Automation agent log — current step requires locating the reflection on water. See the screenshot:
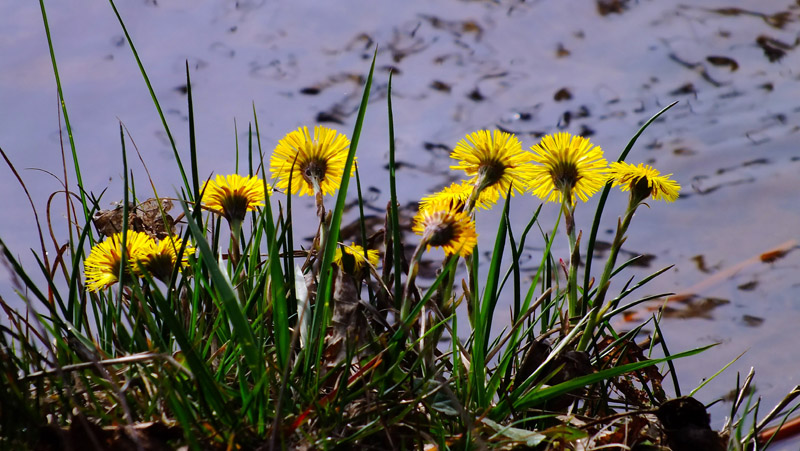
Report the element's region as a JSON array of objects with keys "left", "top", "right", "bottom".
[{"left": 1, "top": 0, "right": 800, "bottom": 445}]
